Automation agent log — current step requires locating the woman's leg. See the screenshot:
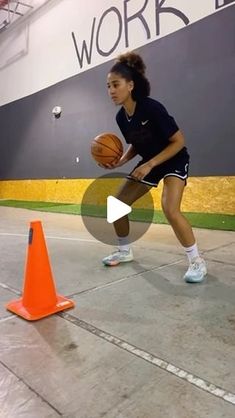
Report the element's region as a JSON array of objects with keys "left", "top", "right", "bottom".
[
  {"left": 113, "top": 179, "right": 151, "bottom": 237},
  {"left": 102, "top": 179, "right": 151, "bottom": 265},
  {"left": 161, "top": 176, "right": 195, "bottom": 246},
  {"left": 161, "top": 176, "right": 206, "bottom": 282}
]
